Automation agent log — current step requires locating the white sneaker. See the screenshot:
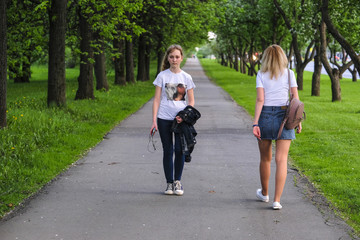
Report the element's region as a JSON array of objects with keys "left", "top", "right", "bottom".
[
  {"left": 256, "top": 189, "right": 269, "bottom": 202},
  {"left": 174, "top": 180, "right": 184, "bottom": 196},
  {"left": 273, "top": 202, "right": 282, "bottom": 210},
  {"left": 164, "top": 183, "right": 174, "bottom": 195}
]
